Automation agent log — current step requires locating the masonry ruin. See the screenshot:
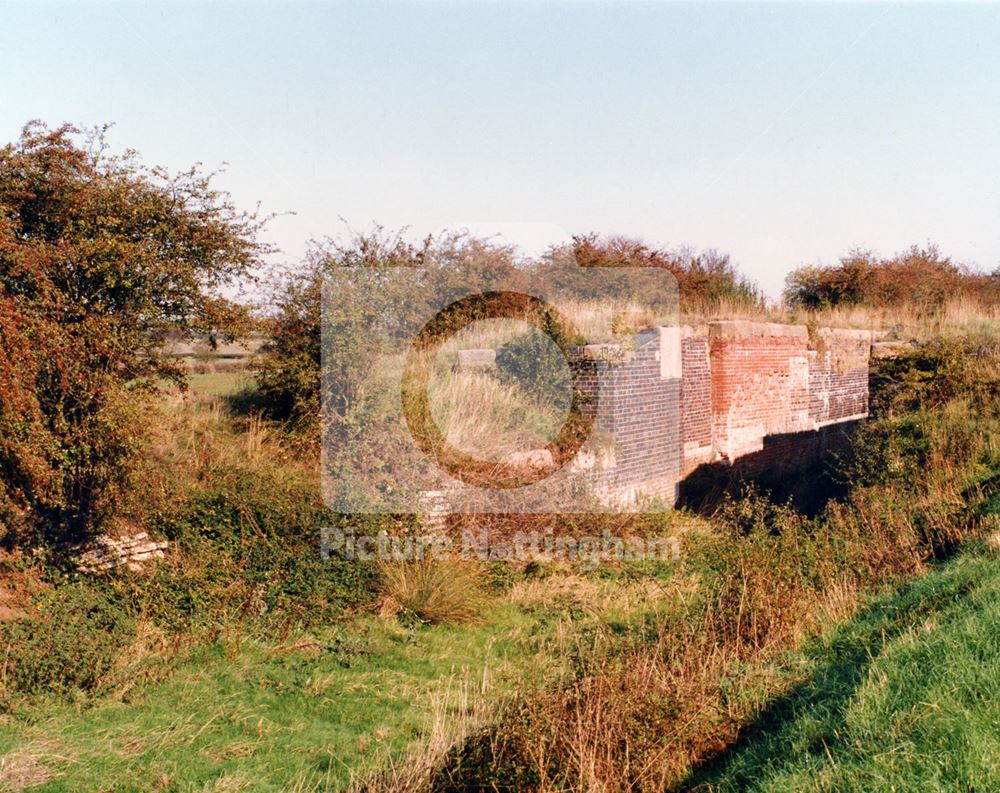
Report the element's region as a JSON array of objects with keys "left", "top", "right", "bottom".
[
  {"left": 447, "top": 320, "right": 873, "bottom": 512},
  {"left": 566, "top": 320, "right": 873, "bottom": 508}
]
